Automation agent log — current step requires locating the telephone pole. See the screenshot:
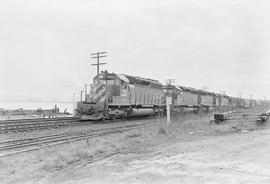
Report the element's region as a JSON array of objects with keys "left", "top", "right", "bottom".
[
  {"left": 165, "top": 79, "right": 175, "bottom": 86},
  {"left": 91, "top": 51, "right": 107, "bottom": 84},
  {"left": 239, "top": 93, "right": 242, "bottom": 98},
  {"left": 202, "top": 86, "right": 208, "bottom": 91}
]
